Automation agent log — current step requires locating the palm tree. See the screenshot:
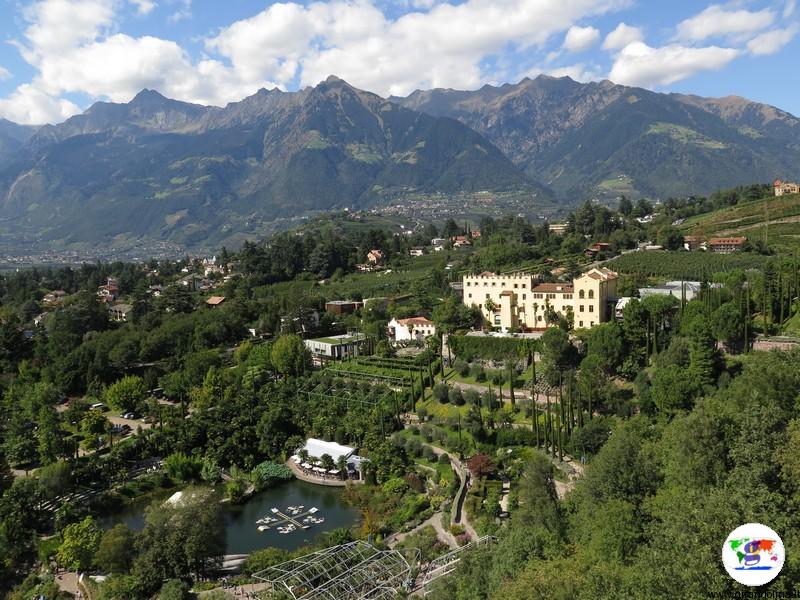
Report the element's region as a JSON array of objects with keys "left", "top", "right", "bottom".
[
  {"left": 299, "top": 448, "right": 309, "bottom": 464},
  {"left": 336, "top": 455, "right": 348, "bottom": 479},
  {"left": 320, "top": 453, "right": 335, "bottom": 472}
]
